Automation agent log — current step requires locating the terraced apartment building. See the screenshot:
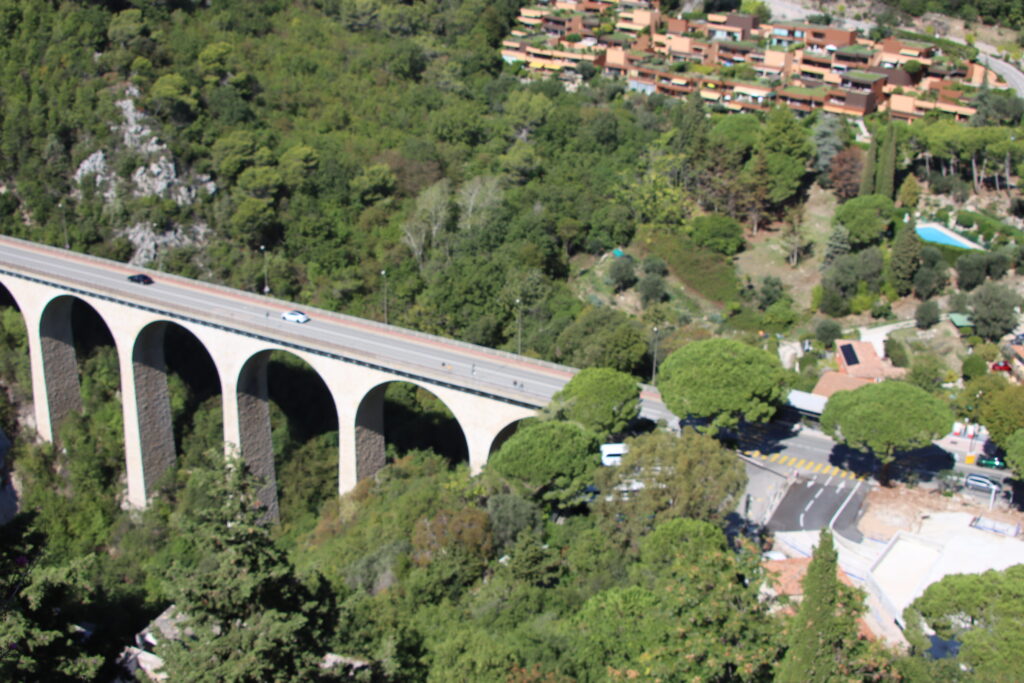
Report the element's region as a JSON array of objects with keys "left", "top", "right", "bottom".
[{"left": 501, "top": 1, "right": 1002, "bottom": 121}]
